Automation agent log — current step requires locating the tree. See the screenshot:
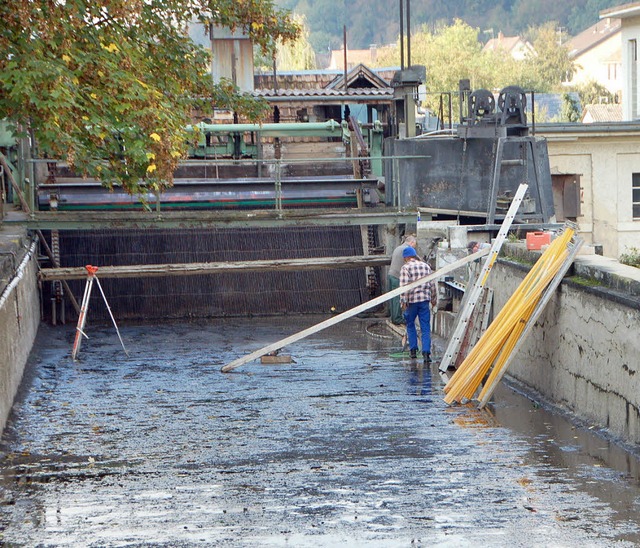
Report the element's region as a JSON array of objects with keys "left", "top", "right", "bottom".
[
  {"left": 0, "top": 1, "right": 298, "bottom": 197},
  {"left": 559, "top": 93, "right": 581, "bottom": 122},
  {"left": 572, "top": 80, "right": 616, "bottom": 107},
  {"left": 521, "top": 23, "right": 574, "bottom": 92},
  {"left": 375, "top": 21, "right": 497, "bottom": 99},
  {"left": 256, "top": 14, "right": 316, "bottom": 71}
]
